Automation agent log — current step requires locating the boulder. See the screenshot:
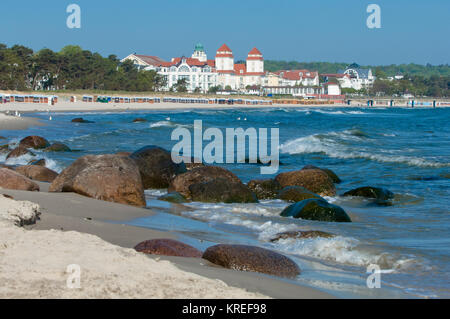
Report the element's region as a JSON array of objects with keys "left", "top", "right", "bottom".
[
  {"left": 158, "top": 192, "right": 188, "bottom": 204},
  {"left": 280, "top": 199, "right": 351, "bottom": 222},
  {"left": 275, "top": 169, "right": 336, "bottom": 196},
  {"left": 0, "top": 144, "right": 9, "bottom": 154},
  {"left": 0, "top": 168, "right": 40, "bottom": 191},
  {"left": 130, "top": 145, "right": 187, "bottom": 189},
  {"left": 134, "top": 239, "right": 202, "bottom": 258},
  {"left": 0, "top": 136, "right": 6, "bottom": 140},
  {"left": 343, "top": 186, "right": 394, "bottom": 201},
  {"left": 28, "top": 159, "right": 46, "bottom": 166},
  {"left": 71, "top": 117, "right": 94, "bottom": 123},
  {"left": 440, "top": 173, "right": 450, "bottom": 179},
  {"left": 202, "top": 244, "right": 301, "bottom": 278},
  {"left": 302, "top": 165, "right": 341, "bottom": 184},
  {"left": 15, "top": 165, "right": 59, "bottom": 183},
  {"left": 270, "top": 230, "right": 335, "bottom": 242},
  {"left": 19, "top": 136, "right": 50, "bottom": 149},
  {"left": 189, "top": 178, "right": 257, "bottom": 203},
  {"left": 278, "top": 186, "right": 323, "bottom": 202},
  {"left": 180, "top": 157, "right": 204, "bottom": 170},
  {"left": 132, "top": 118, "right": 147, "bottom": 123},
  {"left": 168, "top": 166, "right": 241, "bottom": 199},
  {"left": 116, "top": 151, "right": 131, "bottom": 157},
  {"left": 6, "top": 146, "right": 35, "bottom": 160},
  {"left": 247, "top": 179, "right": 282, "bottom": 200},
  {"left": 44, "top": 143, "right": 71, "bottom": 152},
  {"left": 49, "top": 154, "right": 146, "bottom": 207}
]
